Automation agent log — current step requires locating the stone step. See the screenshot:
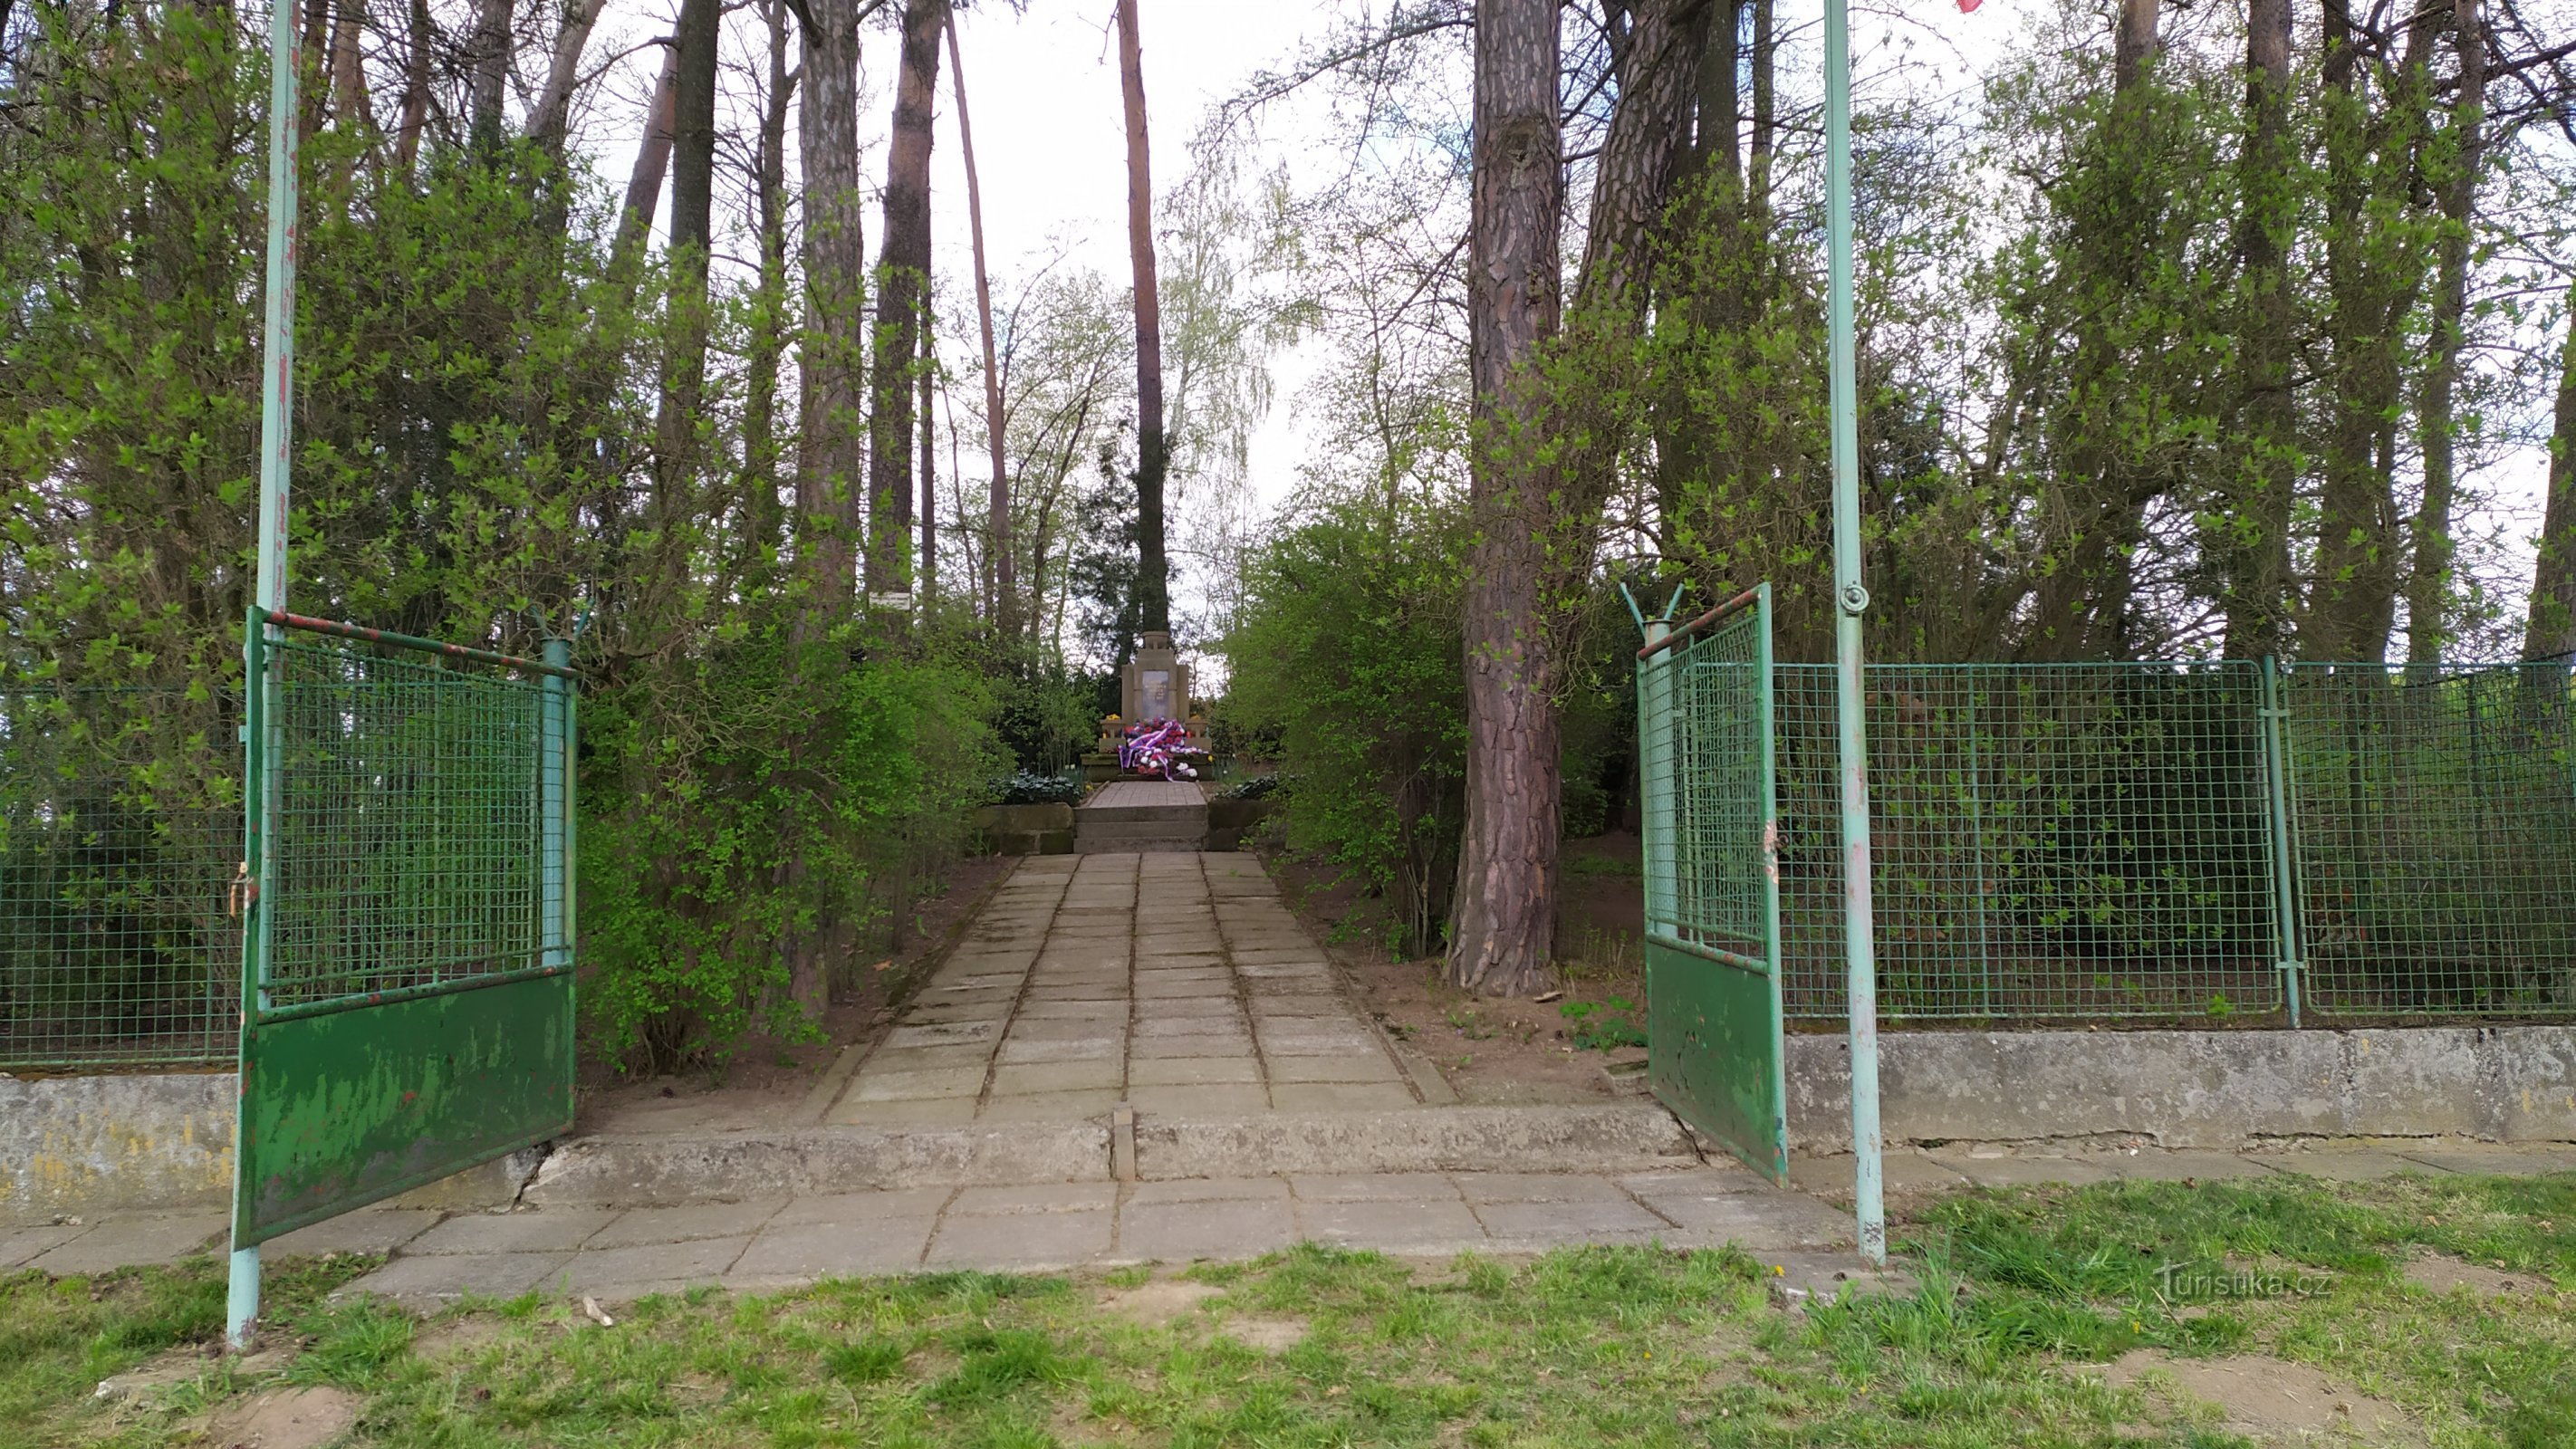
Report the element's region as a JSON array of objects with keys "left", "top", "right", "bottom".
[
  {"left": 1075, "top": 836, "right": 1207, "bottom": 854},
  {"left": 1078, "top": 816, "right": 1211, "bottom": 839},
  {"left": 1077, "top": 803, "right": 1208, "bottom": 825}
]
